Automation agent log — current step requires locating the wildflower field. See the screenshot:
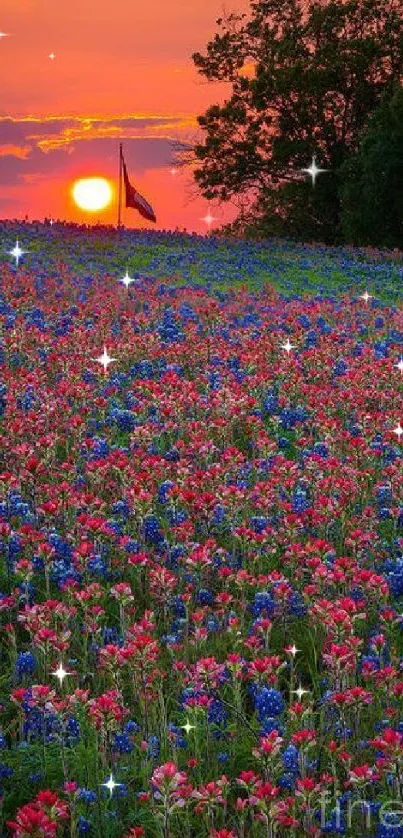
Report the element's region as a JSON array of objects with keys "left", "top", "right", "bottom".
[{"left": 1, "top": 221, "right": 403, "bottom": 837}]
